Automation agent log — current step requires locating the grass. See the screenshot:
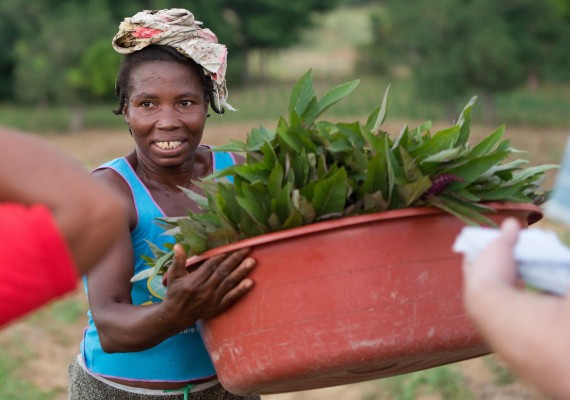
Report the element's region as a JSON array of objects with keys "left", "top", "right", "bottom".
[
  {"left": 0, "top": 298, "right": 85, "bottom": 400},
  {"left": 0, "top": 350, "right": 56, "bottom": 400},
  {"left": 485, "top": 356, "right": 516, "bottom": 386},
  {"left": 2, "top": 75, "right": 570, "bottom": 135},
  {"left": 0, "top": 335, "right": 56, "bottom": 400},
  {"left": 377, "top": 365, "right": 474, "bottom": 400}
]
